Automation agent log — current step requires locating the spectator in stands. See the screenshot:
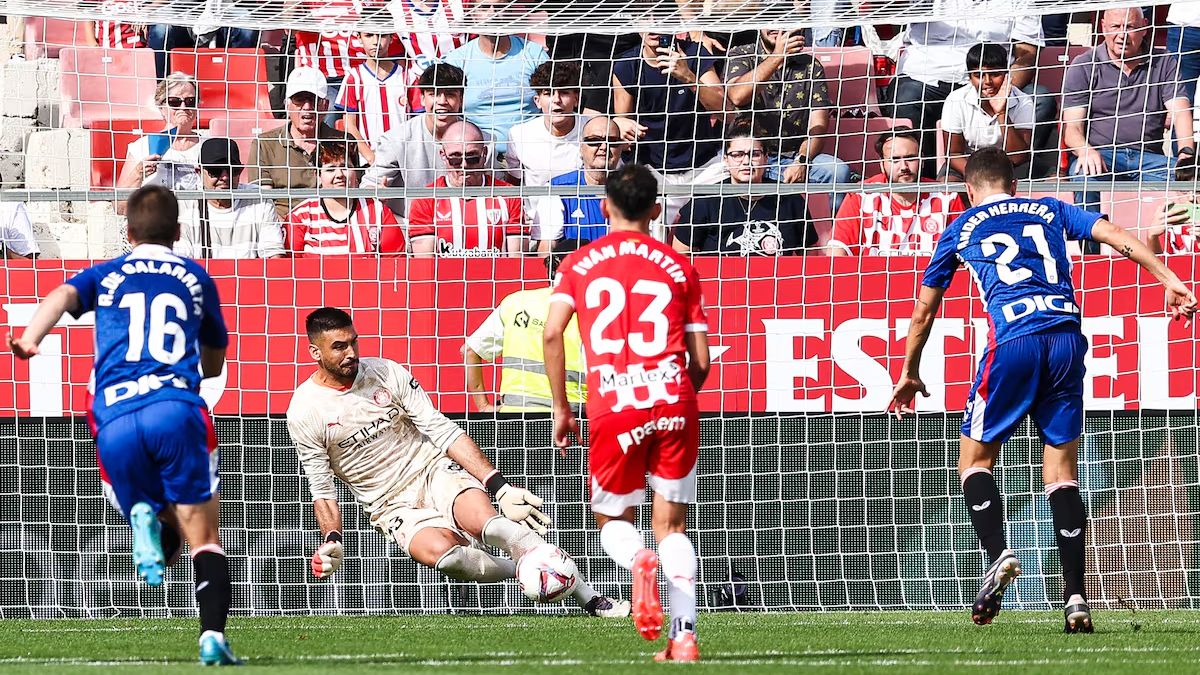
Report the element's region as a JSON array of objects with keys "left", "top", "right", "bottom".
[
  {"left": 337, "top": 30, "right": 421, "bottom": 165},
  {"left": 0, "top": 172, "right": 38, "bottom": 259},
  {"left": 941, "top": 43, "right": 1035, "bottom": 179},
  {"left": 146, "top": 23, "right": 259, "bottom": 80},
  {"left": 1167, "top": 3, "right": 1200, "bottom": 99},
  {"left": 546, "top": 33, "right": 644, "bottom": 115},
  {"left": 176, "top": 138, "right": 285, "bottom": 259},
  {"left": 1146, "top": 158, "right": 1200, "bottom": 254},
  {"left": 83, "top": 3, "right": 146, "bottom": 49},
  {"left": 287, "top": 141, "right": 403, "bottom": 256},
  {"left": 116, "top": 72, "right": 206, "bottom": 214},
  {"left": 531, "top": 116, "right": 629, "bottom": 252},
  {"left": 673, "top": 120, "right": 816, "bottom": 255},
  {"left": 407, "top": 120, "right": 527, "bottom": 257},
  {"left": 394, "top": 0, "right": 468, "bottom": 74},
  {"left": 829, "top": 127, "right": 966, "bottom": 256},
  {"left": 247, "top": 67, "right": 353, "bottom": 220},
  {"left": 890, "top": 8, "right": 1055, "bottom": 178},
  {"left": 506, "top": 61, "right": 589, "bottom": 187},
  {"left": 725, "top": 28, "right": 854, "bottom": 214},
  {"left": 363, "top": 63, "right": 502, "bottom": 216},
  {"left": 612, "top": 31, "right": 727, "bottom": 229},
  {"left": 1064, "top": 7, "right": 1194, "bottom": 213},
  {"left": 442, "top": 0, "right": 548, "bottom": 154}
]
